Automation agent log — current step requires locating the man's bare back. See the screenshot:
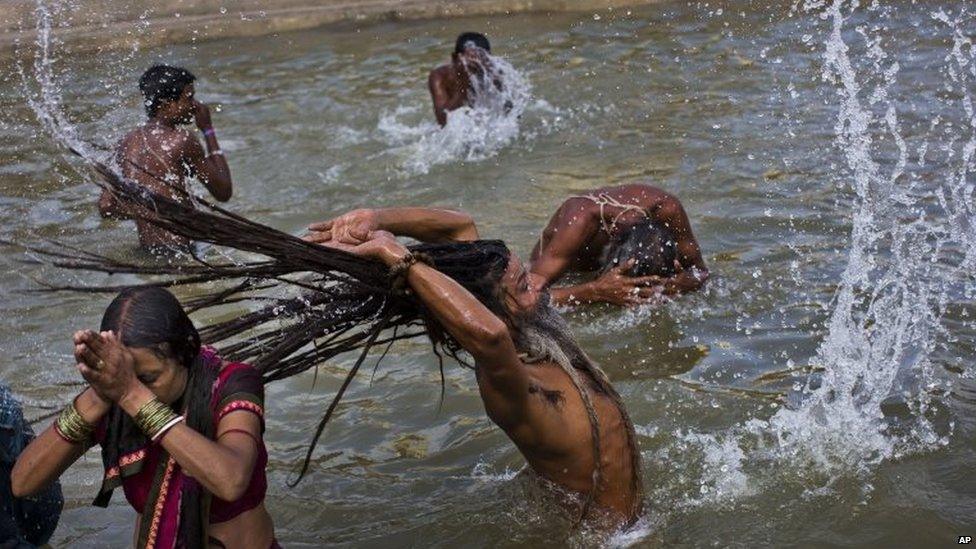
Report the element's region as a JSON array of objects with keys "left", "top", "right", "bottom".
[
  {"left": 428, "top": 64, "right": 472, "bottom": 127},
  {"left": 531, "top": 183, "right": 709, "bottom": 306}
]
